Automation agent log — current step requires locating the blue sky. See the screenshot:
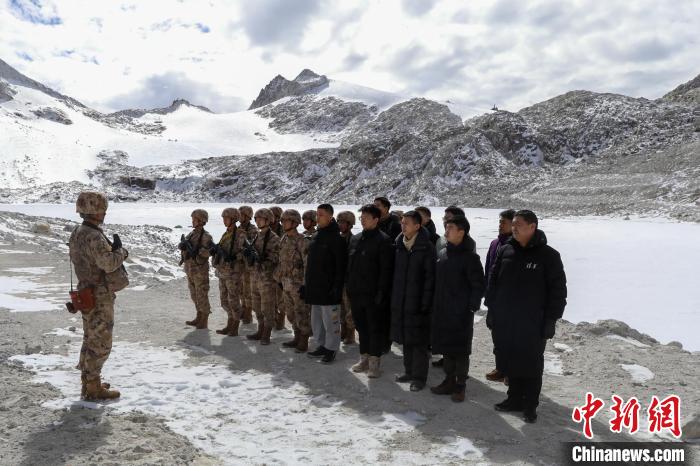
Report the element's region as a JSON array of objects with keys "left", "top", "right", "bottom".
[{"left": 1, "top": 0, "right": 698, "bottom": 115}]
